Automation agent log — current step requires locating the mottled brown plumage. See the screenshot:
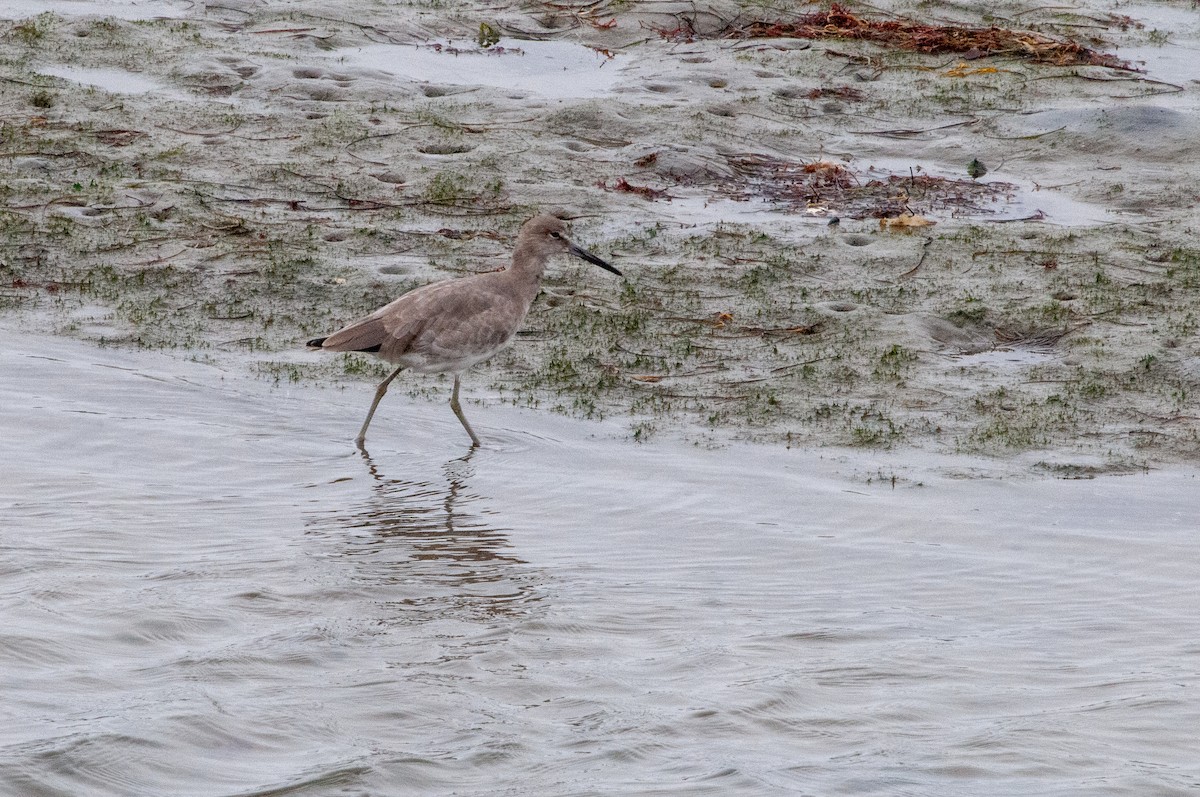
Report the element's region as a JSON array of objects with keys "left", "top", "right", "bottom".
[{"left": 308, "top": 214, "right": 621, "bottom": 449}]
